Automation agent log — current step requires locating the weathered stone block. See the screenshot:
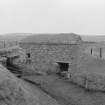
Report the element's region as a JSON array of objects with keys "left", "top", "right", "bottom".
[{"left": 20, "top": 43, "right": 80, "bottom": 73}]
